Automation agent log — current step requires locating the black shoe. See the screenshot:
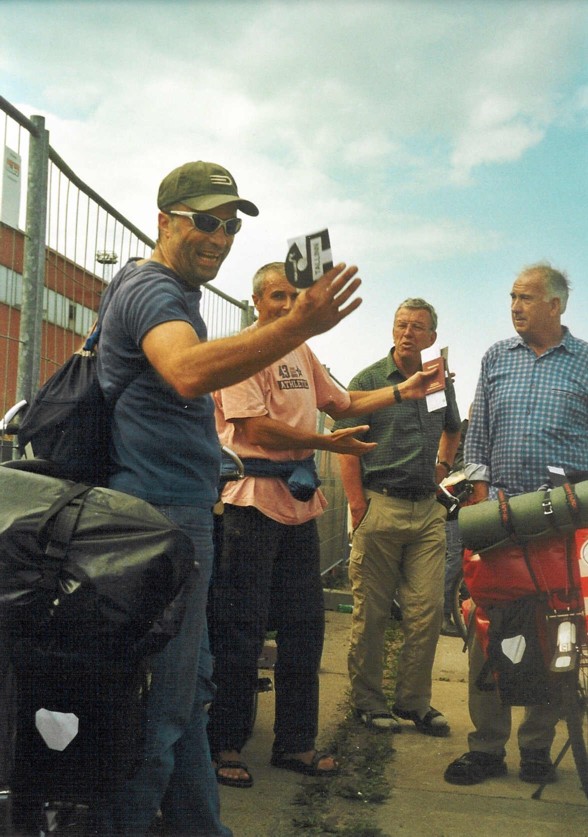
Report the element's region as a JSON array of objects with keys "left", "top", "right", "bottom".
[
  {"left": 440, "top": 616, "right": 459, "bottom": 637},
  {"left": 519, "top": 748, "right": 556, "bottom": 783},
  {"left": 444, "top": 751, "right": 507, "bottom": 785}
]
